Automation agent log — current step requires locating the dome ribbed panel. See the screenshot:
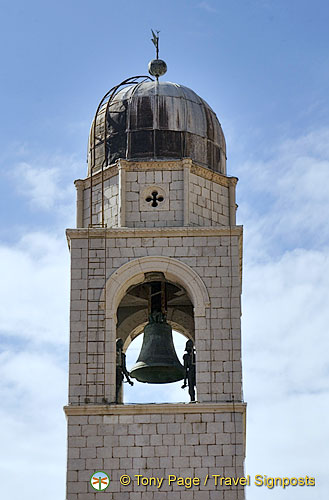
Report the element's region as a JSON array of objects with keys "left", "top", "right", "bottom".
[{"left": 88, "top": 81, "right": 226, "bottom": 174}]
